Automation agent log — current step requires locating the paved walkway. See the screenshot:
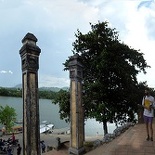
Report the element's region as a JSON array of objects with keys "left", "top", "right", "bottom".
[{"left": 85, "top": 123, "right": 155, "bottom": 155}]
